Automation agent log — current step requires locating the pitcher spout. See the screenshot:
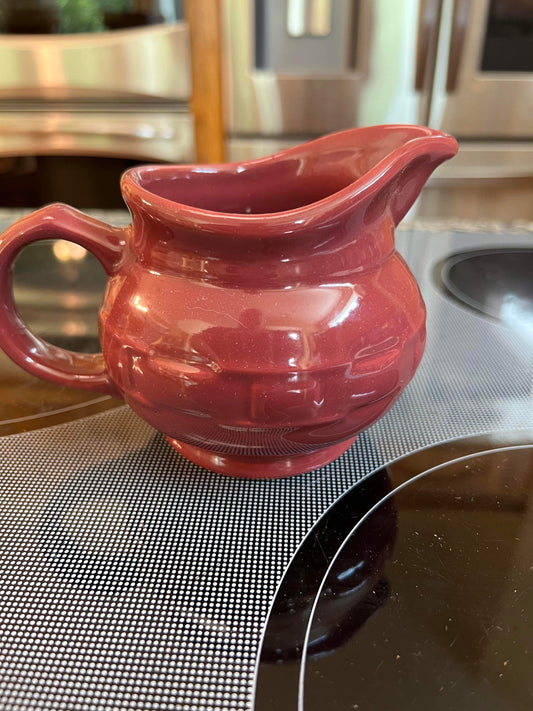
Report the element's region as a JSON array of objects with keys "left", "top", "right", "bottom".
[
  {"left": 278, "top": 124, "right": 458, "bottom": 229},
  {"left": 349, "top": 125, "right": 459, "bottom": 226}
]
